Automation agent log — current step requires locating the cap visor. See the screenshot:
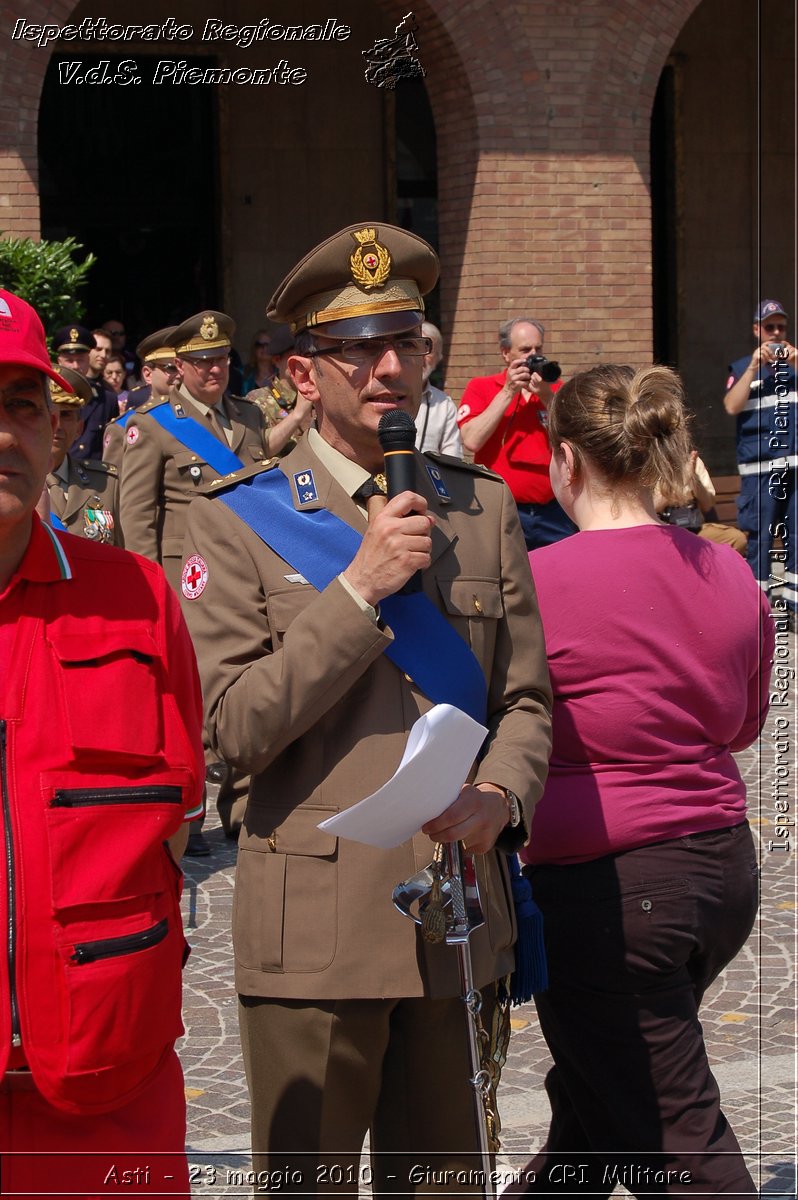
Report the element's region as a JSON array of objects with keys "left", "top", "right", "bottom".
[{"left": 316, "top": 310, "right": 424, "bottom": 339}]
